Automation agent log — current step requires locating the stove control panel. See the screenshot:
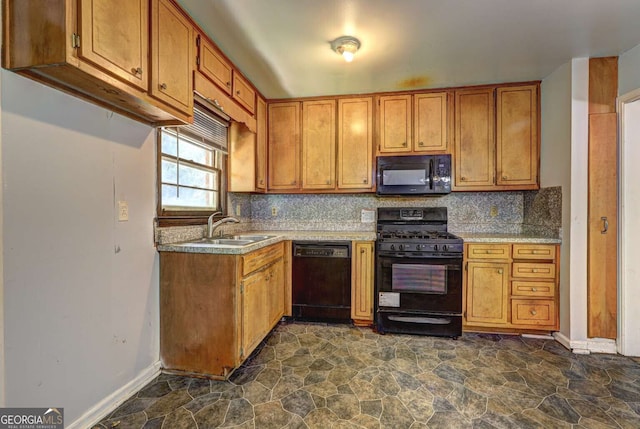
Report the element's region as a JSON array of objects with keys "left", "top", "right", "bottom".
[
  {"left": 380, "top": 242, "right": 463, "bottom": 254},
  {"left": 399, "top": 209, "right": 424, "bottom": 220}
]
